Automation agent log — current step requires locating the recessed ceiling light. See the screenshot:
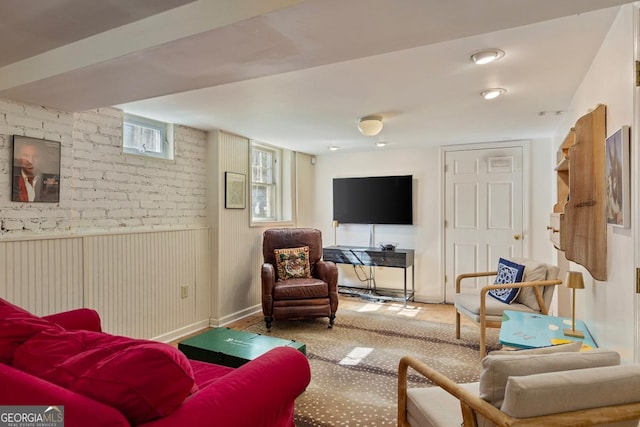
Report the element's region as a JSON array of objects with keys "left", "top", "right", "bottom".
[
  {"left": 376, "top": 141, "right": 388, "bottom": 147},
  {"left": 481, "top": 88, "right": 506, "bottom": 100},
  {"left": 470, "top": 49, "right": 505, "bottom": 65},
  {"left": 329, "top": 145, "right": 340, "bottom": 151}
]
